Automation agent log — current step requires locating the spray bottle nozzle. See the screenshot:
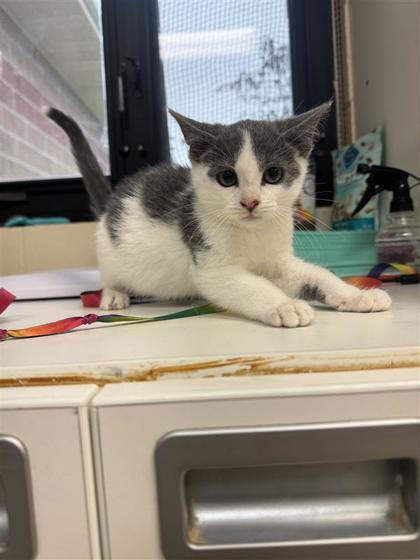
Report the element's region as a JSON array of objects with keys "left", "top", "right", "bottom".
[{"left": 351, "top": 164, "right": 417, "bottom": 216}]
